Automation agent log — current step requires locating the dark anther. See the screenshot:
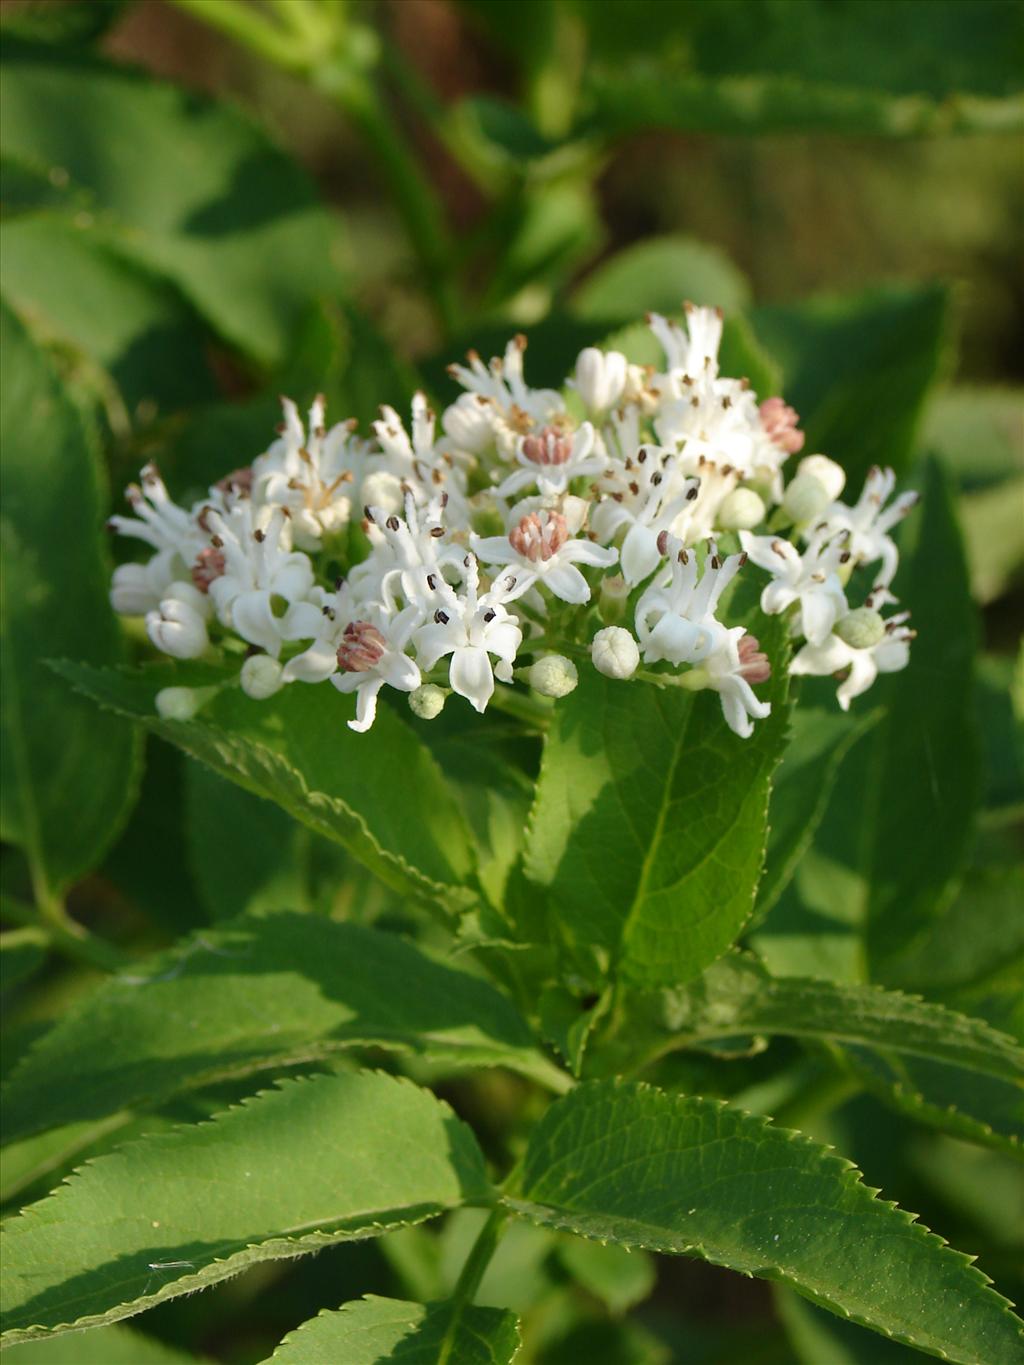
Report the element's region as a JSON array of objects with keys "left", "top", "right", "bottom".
[
  {"left": 434, "top": 609, "right": 449, "bottom": 625},
  {"left": 686, "top": 484, "right": 699, "bottom": 500},
  {"left": 386, "top": 515, "right": 400, "bottom": 531},
  {"left": 426, "top": 573, "right": 437, "bottom": 590},
  {"left": 253, "top": 528, "right": 265, "bottom": 543},
  {"left": 430, "top": 526, "right": 445, "bottom": 537},
  {"left": 483, "top": 609, "right": 496, "bottom": 622}
]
